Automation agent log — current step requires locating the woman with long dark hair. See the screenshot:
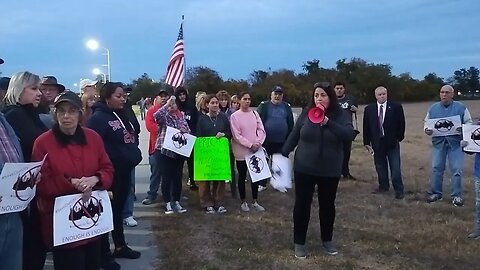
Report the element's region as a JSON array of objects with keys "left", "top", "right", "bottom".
[
  {"left": 230, "top": 91, "right": 266, "bottom": 212},
  {"left": 87, "top": 82, "right": 142, "bottom": 266},
  {"left": 282, "top": 82, "right": 356, "bottom": 259}
]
